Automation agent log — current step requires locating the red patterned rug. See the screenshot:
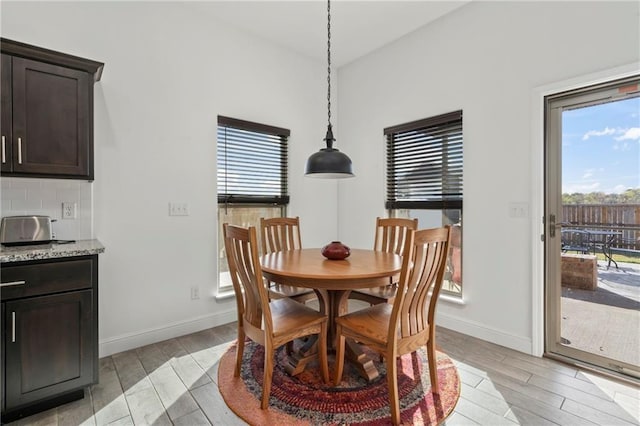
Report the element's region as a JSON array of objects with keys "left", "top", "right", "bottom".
[{"left": 218, "top": 339, "right": 460, "bottom": 425}]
